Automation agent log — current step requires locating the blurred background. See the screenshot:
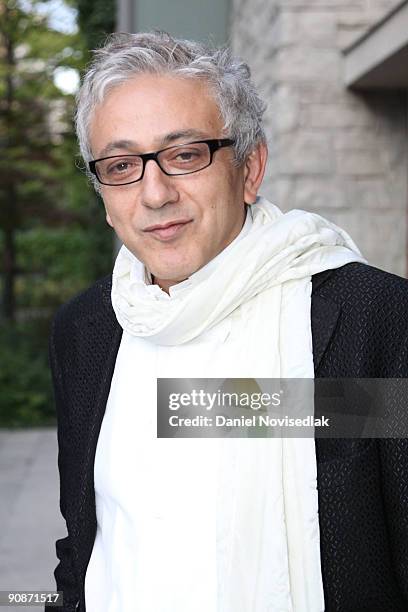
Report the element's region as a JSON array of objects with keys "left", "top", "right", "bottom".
[{"left": 0, "top": 0, "right": 407, "bottom": 605}]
